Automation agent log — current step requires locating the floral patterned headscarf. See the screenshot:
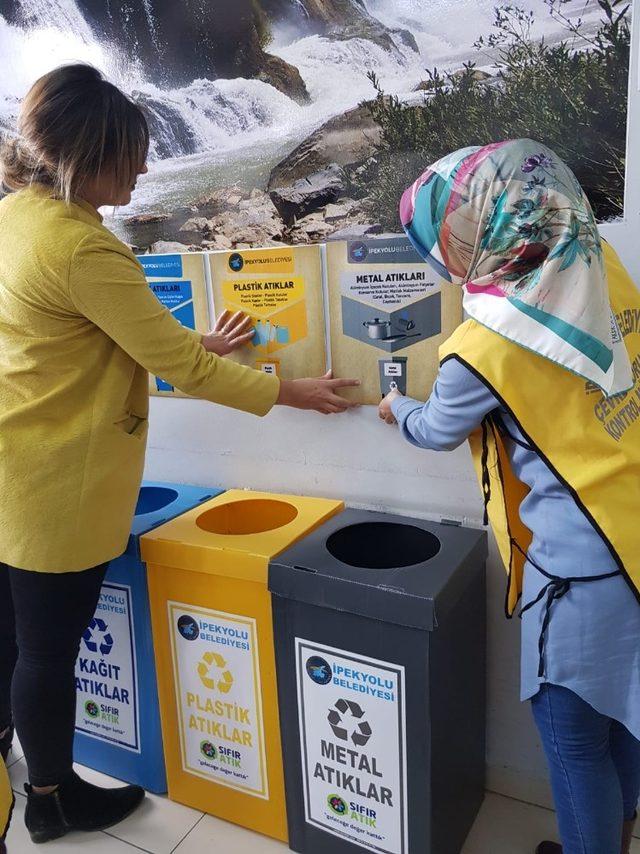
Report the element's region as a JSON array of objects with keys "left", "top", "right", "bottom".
[{"left": 400, "top": 139, "right": 633, "bottom": 395}]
